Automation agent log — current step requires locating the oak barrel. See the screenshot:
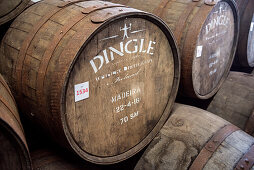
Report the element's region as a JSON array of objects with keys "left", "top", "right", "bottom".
[
  {"left": 31, "top": 149, "right": 101, "bottom": 170},
  {"left": 207, "top": 71, "right": 254, "bottom": 136},
  {"left": 0, "top": 0, "right": 30, "bottom": 25},
  {"left": 234, "top": 0, "right": 254, "bottom": 67},
  {"left": 106, "top": 0, "right": 239, "bottom": 99},
  {"left": 0, "top": 74, "right": 31, "bottom": 170},
  {"left": 135, "top": 104, "right": 254, "bottom": 170},
  {"left": 0, "top": 0, "right": 180, "bottom": 164}
]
